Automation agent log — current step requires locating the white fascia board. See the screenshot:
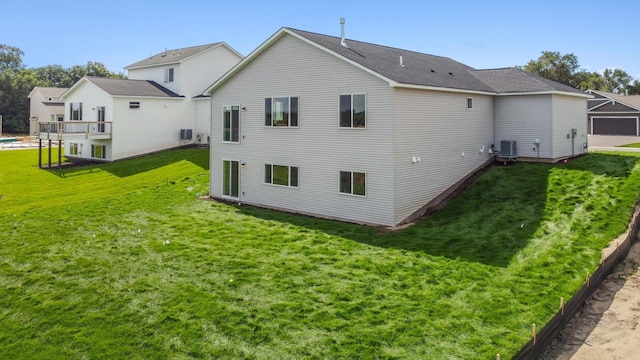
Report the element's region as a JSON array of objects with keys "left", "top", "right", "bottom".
[
  {"left": 125, "top": 61, "right": 181, "bottom": 71},
  {"left": 60, "top": 77, "right": 90, "bottom": 100},
  {"left": 392, "top": 83, "right": 496, "bottom": 96},
  {"left": 204, "top": 29, "right": 289, "bottom": 94},
  {"left": 496, "top": 91, "right": 593, "bottom": 98},
  {"left": 111, "top": 95, "right": 185, "bottom": 100},
  {"left": 587, "top": 100, "right": 613, "bottom": 111},
  {"left": 205, "top": 28, "right": 398, "bottom": 94},
  {"left": 28, "top": 88, "right": 40, "bottom": 99},
  {"left": 283, "top": 29, "right": 397, "bottom": 87},
  {"left": 587, "top": 111, "right": 640, "bottom": 114}
]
